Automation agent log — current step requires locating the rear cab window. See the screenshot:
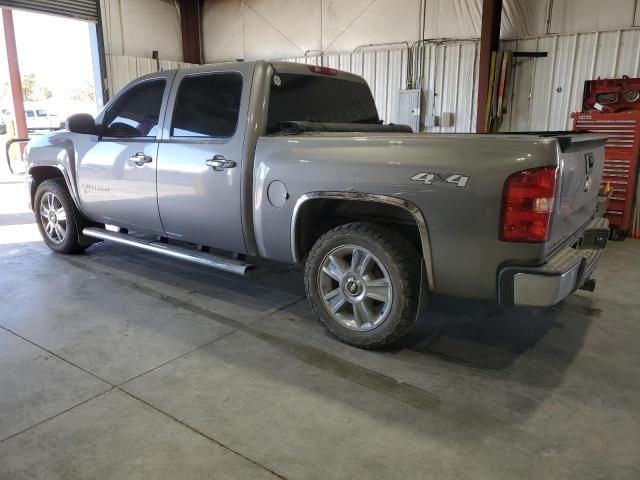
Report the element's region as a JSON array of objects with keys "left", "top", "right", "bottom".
[{"left": 266, "top": 73, "right": 379, "bottom": 134}]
